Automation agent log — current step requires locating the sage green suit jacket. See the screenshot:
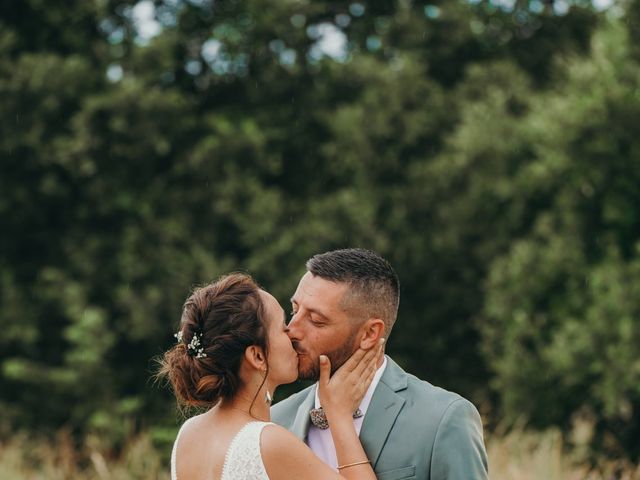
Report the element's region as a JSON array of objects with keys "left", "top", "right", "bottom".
[{"left": 271, "top": 356, "right": 488, "bottom": 480}]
